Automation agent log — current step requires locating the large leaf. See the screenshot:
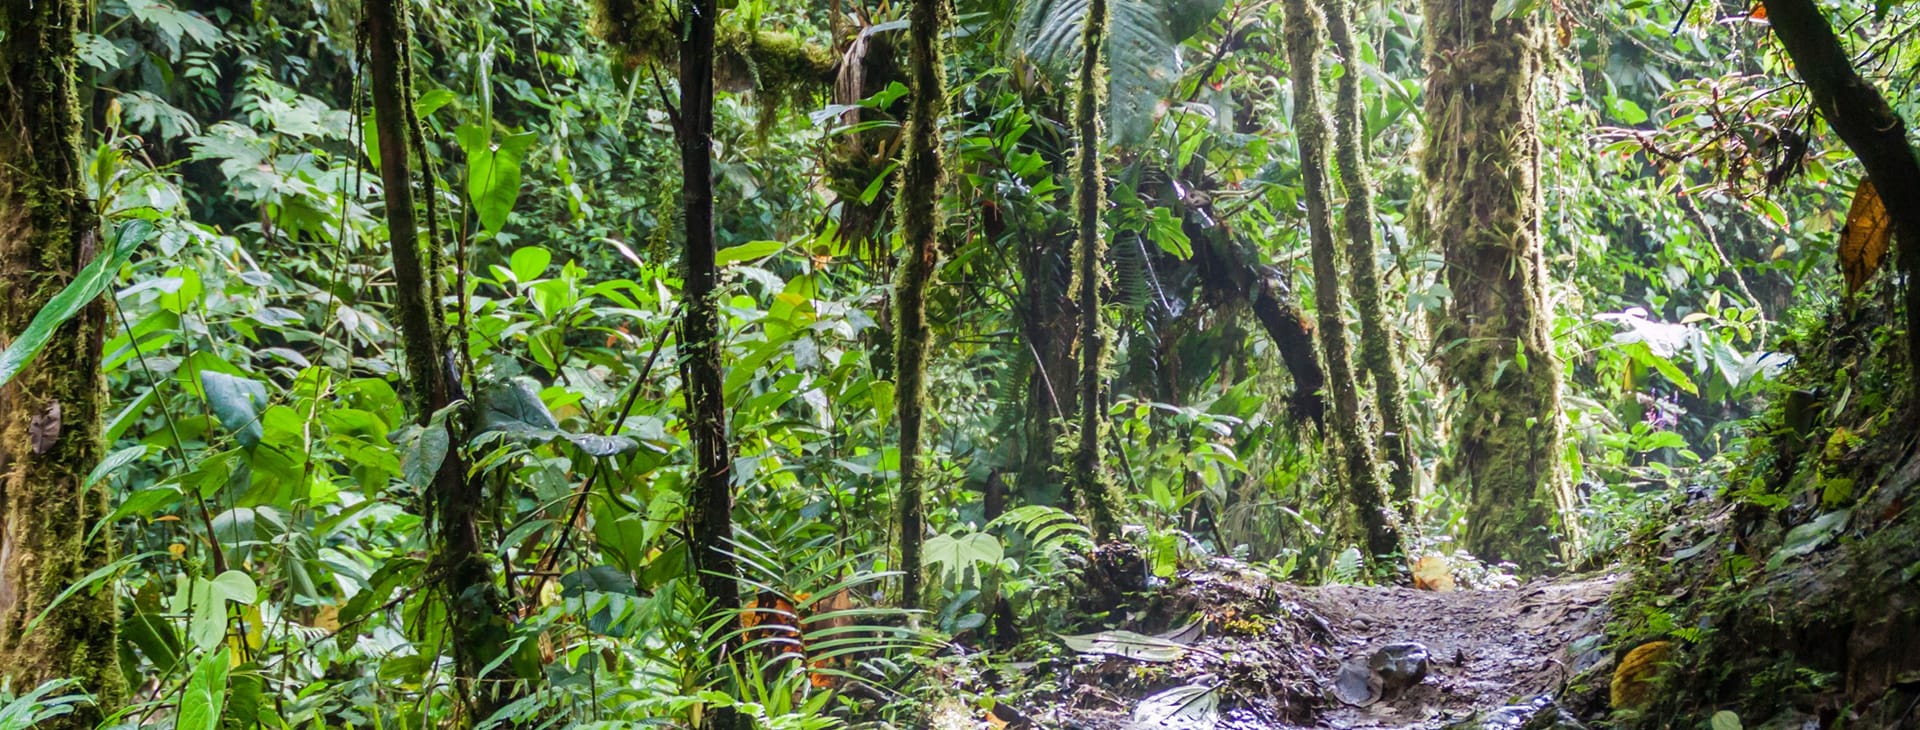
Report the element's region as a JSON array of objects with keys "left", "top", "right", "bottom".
[
  {"left": 1016, "top": 0, "right": 1224, "bottom": 147},
  {"left": 458, "top": 126, "right": 538, "bottom": 235},
  {"left": 1839, "top": 179, "right": 1892, "bottom": 294},
  {"left": 922, "top": 531, "right": 1004, "bottom": 579},
  {"left": 0, "top": 219, "right": 156, "bottom": 390},
  {"left": 481, "top": 378, "right": 561, "bottom": 435},
  {"left": 1127, "top": 683, "right": 1220, "bottom": 729},
  {"left": 1059, "top": 628, "right": 1192, "bottom": 662},
  {"left": 177, "top": 647, "right": 231, "bottom": 730},
  {"left": 201, "top": 371, "right": 268, "bottom": 446}
]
